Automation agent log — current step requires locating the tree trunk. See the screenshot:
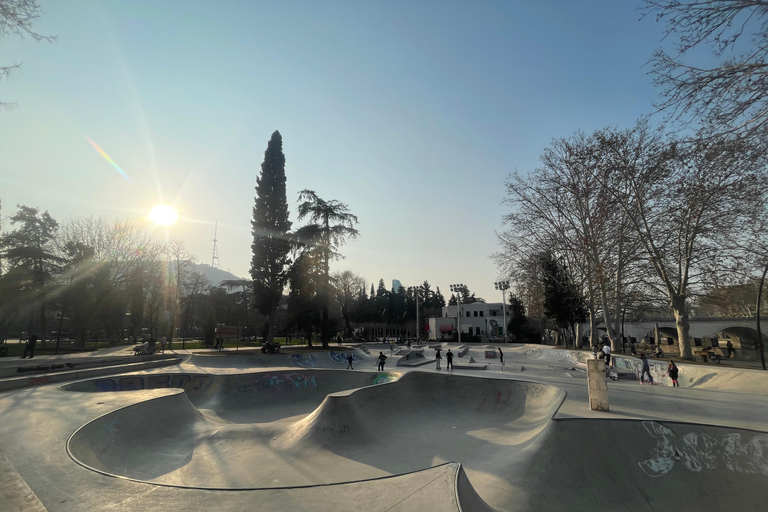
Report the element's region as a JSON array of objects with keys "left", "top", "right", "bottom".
[
  {"left": 588, "top": 310, "right": 598, "bottom": 348},
  {"left": 266, "top": 309, "right": 275, "bottom": 345},
  {"left": 671, "top": 296, "right": 693, "bottom": 359},
  {"left": 39, "top": 302, "right": 47, "bottom": 350},
  {"left": 575, "top": 322, "right": 582, "bottom": 349}
]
